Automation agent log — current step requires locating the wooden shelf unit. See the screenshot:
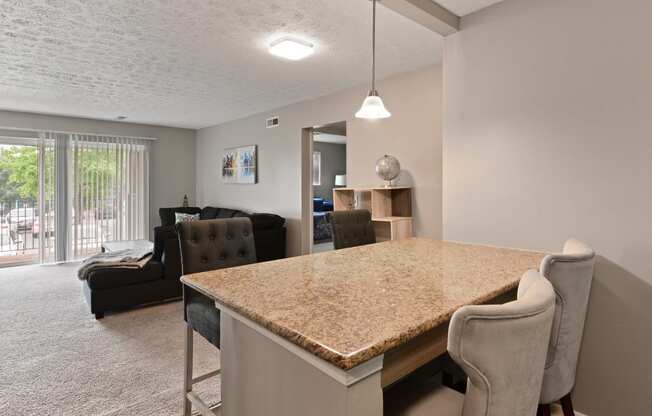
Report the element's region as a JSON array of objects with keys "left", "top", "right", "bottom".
[{"left": 333, "top": 186, "right": 413, "bottom": 241}]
